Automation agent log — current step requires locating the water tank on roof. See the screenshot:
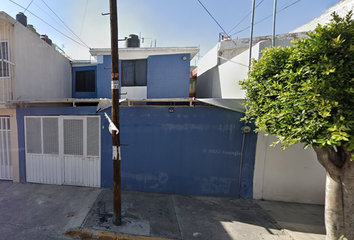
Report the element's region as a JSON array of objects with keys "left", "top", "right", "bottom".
[
  {"left": 16, "top": 12, "right": 27, "bottom": 27},
  {"left": 40, "top": 34, "right": 52, "bottom": 46},
  {"left": 125, "top": 34, "right": 140, "bottom": 48}
]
